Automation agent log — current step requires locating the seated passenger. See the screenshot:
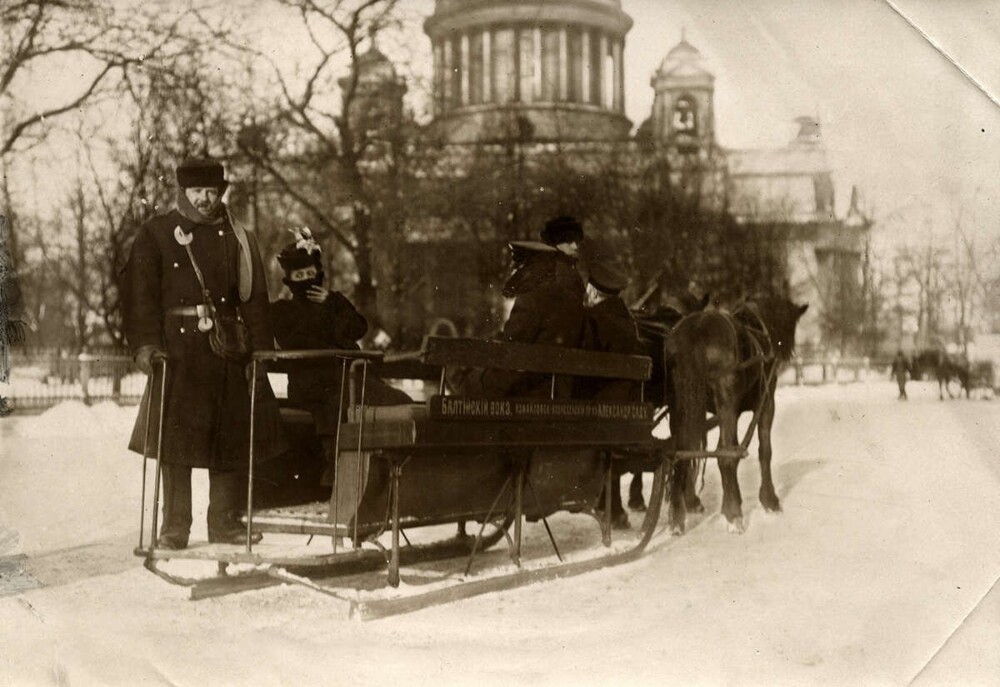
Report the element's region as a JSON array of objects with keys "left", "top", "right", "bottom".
[
  {"left": 456, "top": 216, "right": 587, "bottom": 399},
  {"left": 579, "top": 259, "right": 643, "bottom": 530},
  {"left": 578, "top": 259, "right": 644, "bottom": 401},
  {"left": 272, "top": 229, "right": 411, "bottom": 483}
]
